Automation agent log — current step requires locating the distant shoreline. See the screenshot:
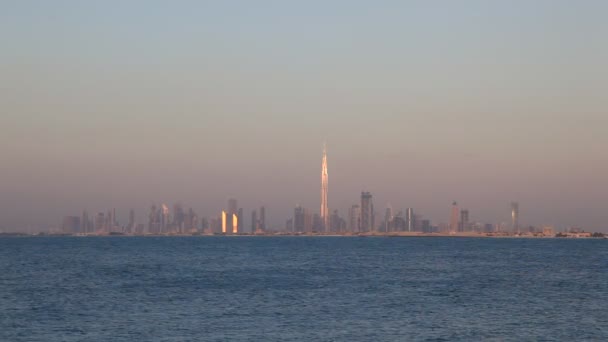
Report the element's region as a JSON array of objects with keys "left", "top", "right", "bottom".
[{"left": 1, "top": 232, "right": 605, "bottom": 239}]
